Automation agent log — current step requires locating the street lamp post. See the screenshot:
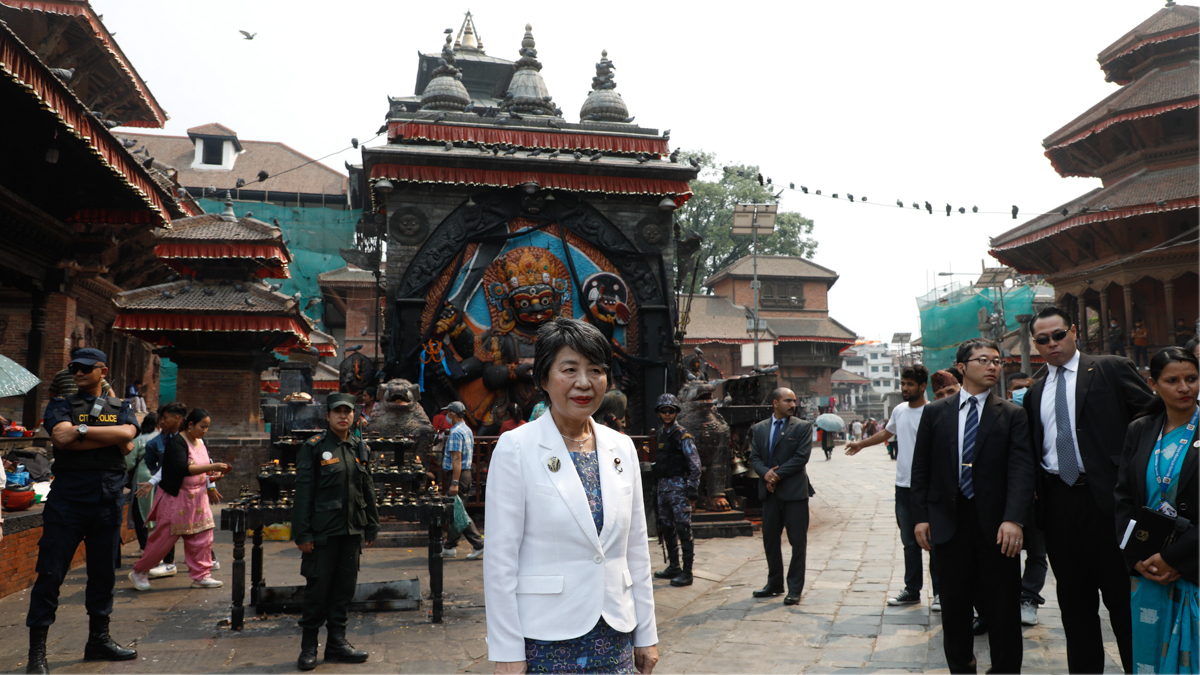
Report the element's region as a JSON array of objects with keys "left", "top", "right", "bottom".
[{"left": 733, "top": 204, "right": 777, "bottom": 370}]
